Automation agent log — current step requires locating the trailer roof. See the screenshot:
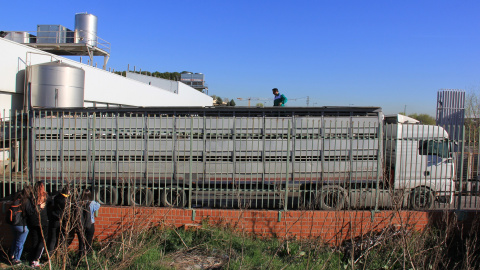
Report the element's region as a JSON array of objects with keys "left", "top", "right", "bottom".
[{"left": 32, "top": 106, "right": 382, "bottom": 117}]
